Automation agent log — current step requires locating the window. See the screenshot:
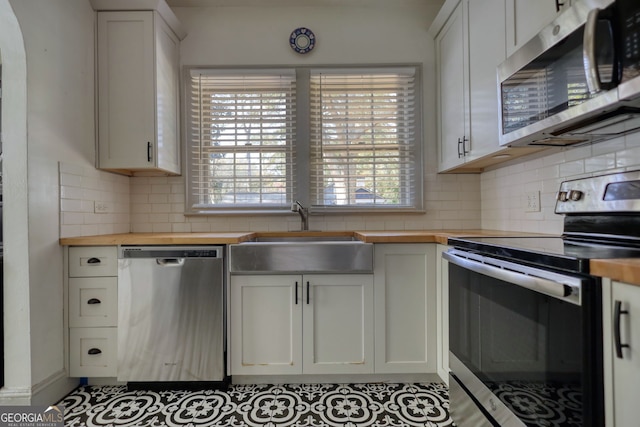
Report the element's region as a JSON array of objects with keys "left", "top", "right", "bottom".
[{"left": 186, "top": 66, "right": 422, "bottom": 214}]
